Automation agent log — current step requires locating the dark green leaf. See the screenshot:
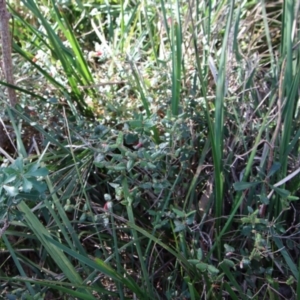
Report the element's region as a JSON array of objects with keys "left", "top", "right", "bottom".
[
  {"left": 124, "top": 133, "right": 139, "bottom": 145},
  {"left": 128, "top": 120, "right": 143, "bottom": 129},
  {"left": 271, "top": 186, "right": 290, "bottom": 198},
  {"left": 188, "top": 259, "right": 200, "bottom": 265},
  {"left": 207, "top": 264, "right": 219, "bottom": 275},
  {"left": 258, "top": 195, "right": 269, "bottom": 204},
  {"left": 27, "top": 167, "right": 49, "bottom": 177},
  {"left": 172, "top": 208, "right": 185, "bottom": 218},
  {"left": 222, "top": 259, "right": 235, "bottom": 268},
  {"left": 31, "top": 180, "right": 47, "bottom": 193},
  {"left": 233, "top": 181, "right": 260, "bottom": 191},
  {"left": 197, "top": 248, "right": 203, "bottom": 261},
  {"left": 13, "top": 158, "right": 23, "bottom": 172},
  {"left": 127, "top": 159, "right": 134, "bottom": 171},
  {"left": 22, "top": 178, "right": 33, "bottom": 193},
  {"left": 174, "top": 220, "right": 186, "bottom": 232},
  {"left": 196, "top": 262, "right": 207, "bottom": 272},
  {"left": 267, "top": 162, "right": 281, "bottom": 177}
]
